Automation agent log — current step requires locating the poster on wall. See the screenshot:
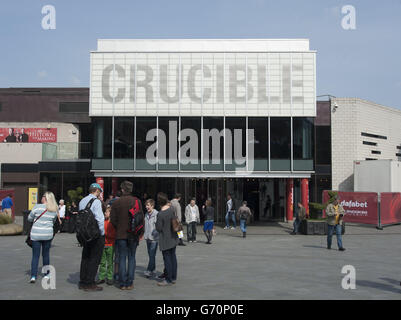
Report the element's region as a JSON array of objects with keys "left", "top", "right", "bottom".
[
  {"left": 0, "top": 128, "right": 57, "bottom": 143},
  {"left": 28, "top": 188, "right": 38, "bottom": 211},
  {"left": 322, "top": 191, "right": 378, "bottom": 225}
]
